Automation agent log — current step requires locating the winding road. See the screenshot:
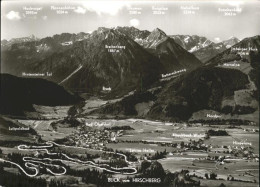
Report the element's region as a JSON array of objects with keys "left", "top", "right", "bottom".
[{"left": 0, "top": 141, "right": 137, "bottom": 177}]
